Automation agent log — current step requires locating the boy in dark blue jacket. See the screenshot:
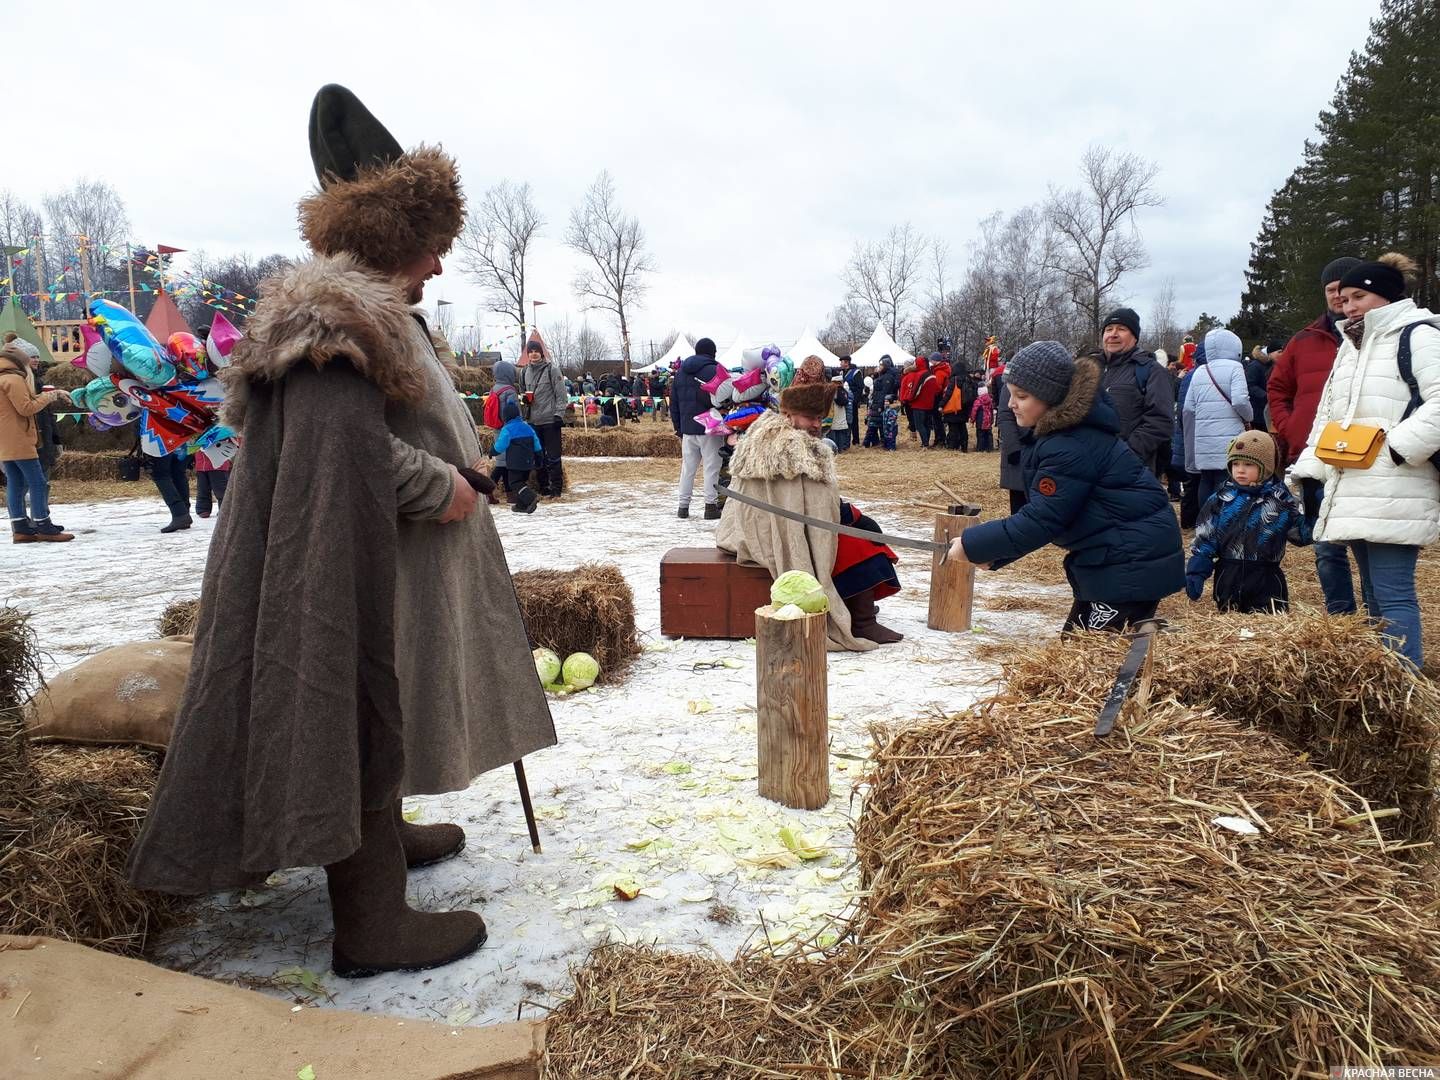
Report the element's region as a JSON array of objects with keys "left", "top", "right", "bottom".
[
  {"left": 489, "top": 398, "right": 542, "bottom": 512},
  {"left": 949, "top": 341, "right": 1184, "bottom": 632},
  {"left": 1185, "top": 430, "right": 1310, "bottom": 612}
]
